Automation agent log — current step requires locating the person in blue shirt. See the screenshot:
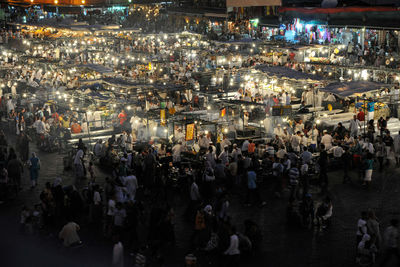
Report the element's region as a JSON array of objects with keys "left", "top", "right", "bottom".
[
  {"left": 245, "top": 167, "right": 266, "bottom": 207},
  {"left": 367, "top": 99, "right": 376, "bottom": 122}
]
